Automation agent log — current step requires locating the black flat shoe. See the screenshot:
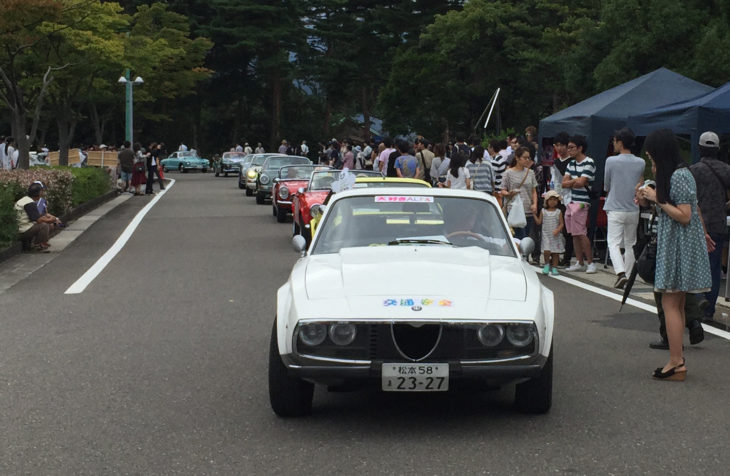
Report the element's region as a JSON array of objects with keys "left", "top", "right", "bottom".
[
  {"left": 649, "top": 339, "right": 669, "bottom": 350},
  {"left": 689, "top": 320, "right": 704, "bottom": 345}
]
